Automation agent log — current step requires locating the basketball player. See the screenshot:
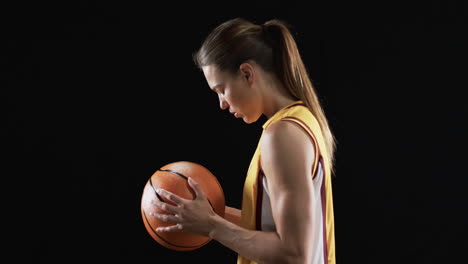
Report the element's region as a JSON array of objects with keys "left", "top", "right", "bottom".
[{"left": 150, "top": 18, "right": 337, "bottom": 264}]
